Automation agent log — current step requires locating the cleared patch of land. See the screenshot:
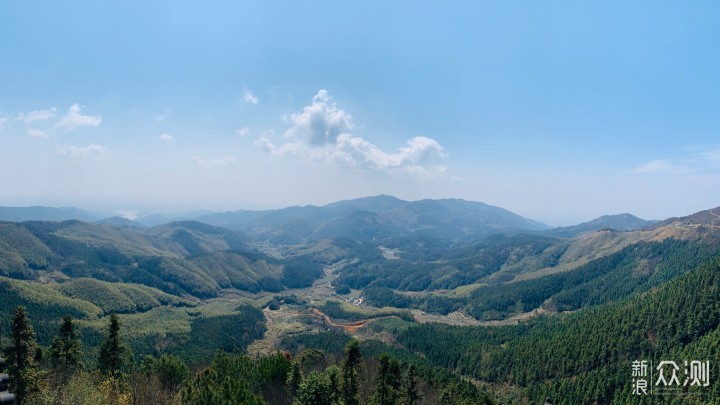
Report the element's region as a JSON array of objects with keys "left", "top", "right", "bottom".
[
  {"left": 247, "top": 307, "right": 316, "bottom": 356},
  {"left": 246, "top": 261, "right": 496, "bottom": 355},
  {"left": 378, "top": 246, "right": 401, "bottom": 260},
  {"left": 411, "top": 309, "right": 480, "bottom": 326}
]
